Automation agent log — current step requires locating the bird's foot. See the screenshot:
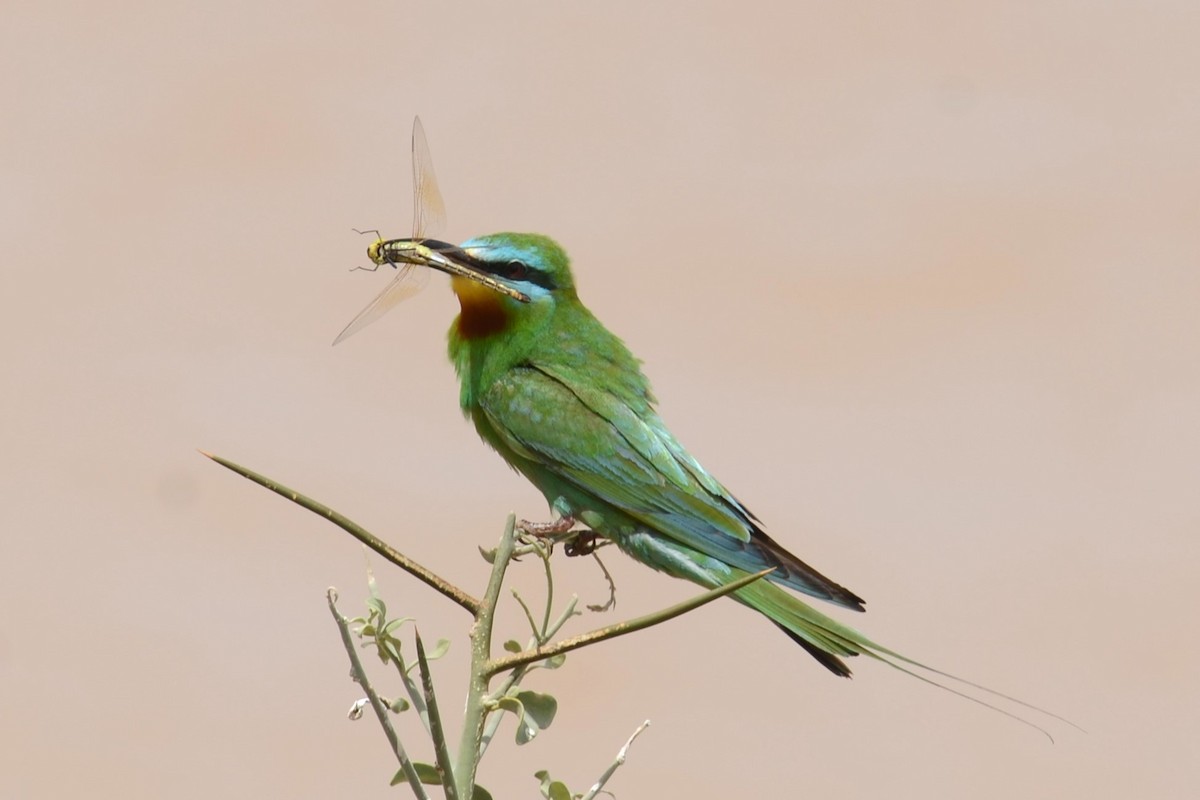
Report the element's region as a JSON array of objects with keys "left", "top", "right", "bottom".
[
  {"left": 563, "top": 531, "right": 603, "bottom": 557},
  {"left": 517, "top": 515, "right": 577, "bottom": 537}
]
